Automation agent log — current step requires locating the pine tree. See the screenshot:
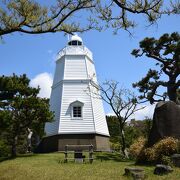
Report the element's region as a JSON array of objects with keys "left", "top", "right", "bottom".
[
  {"left": 0, "top": 74, "right": 54, "bottom": 157},
  {"left": 132, "top": 32, "right": 180, "bottom": 104}
]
